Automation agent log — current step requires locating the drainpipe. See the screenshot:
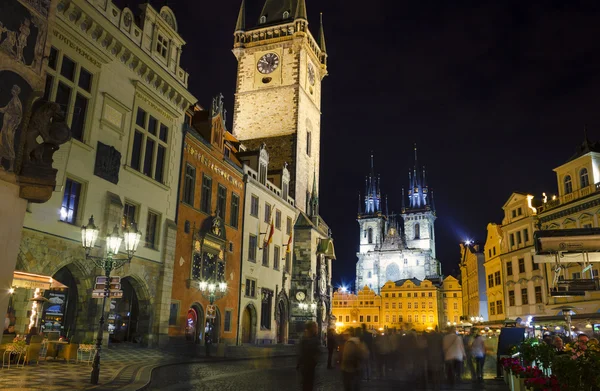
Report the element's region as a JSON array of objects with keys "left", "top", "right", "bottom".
[{"left": 235, "top": 174, "right": 249, "bottom": 345}]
